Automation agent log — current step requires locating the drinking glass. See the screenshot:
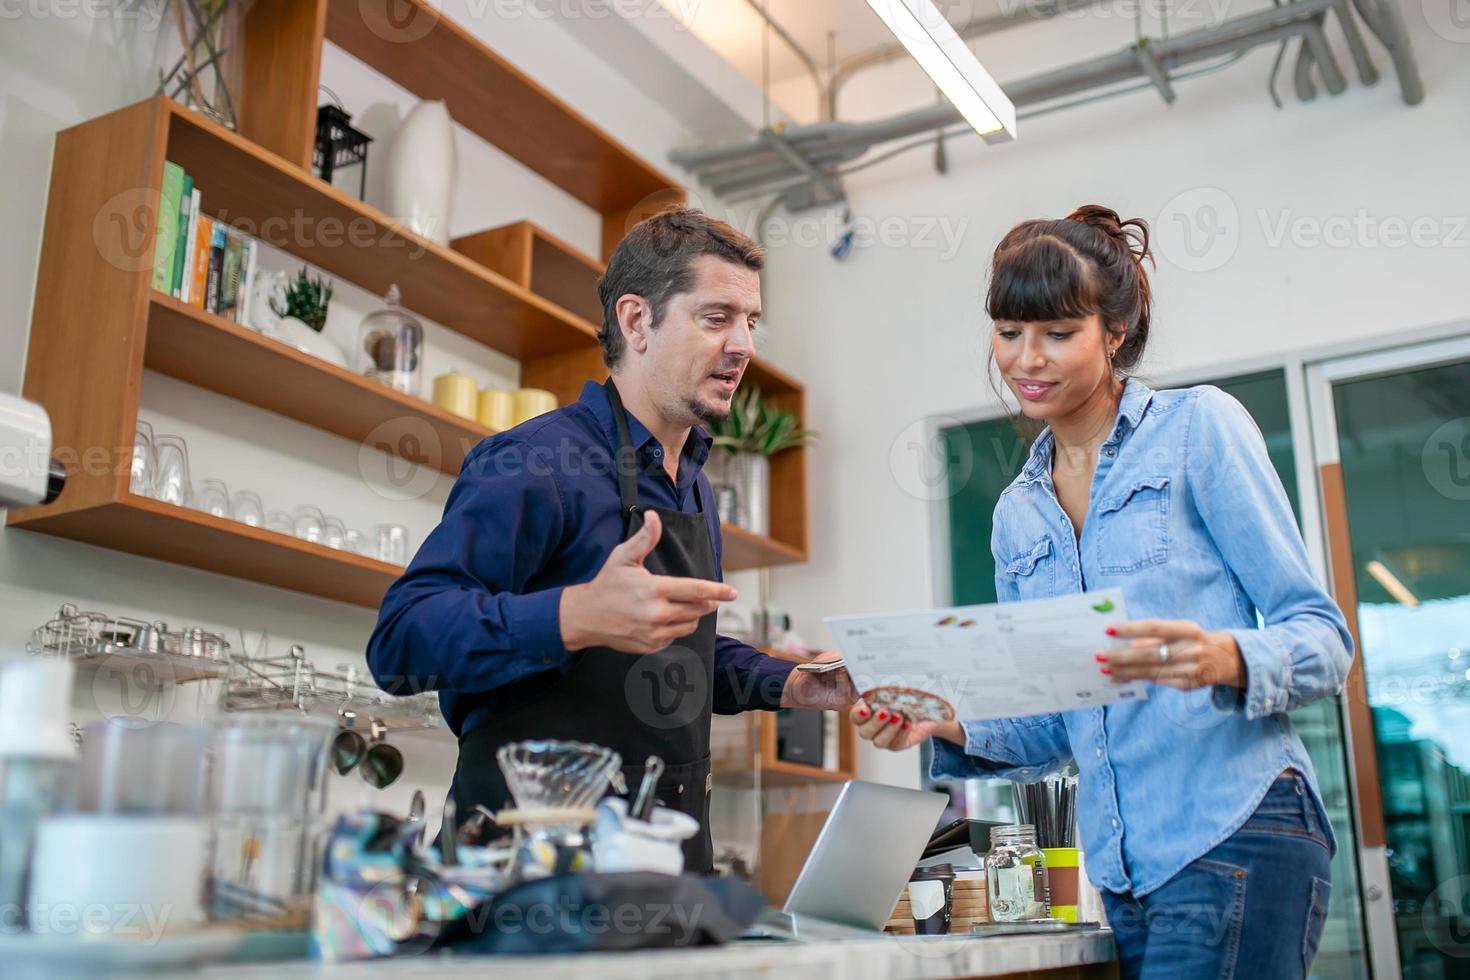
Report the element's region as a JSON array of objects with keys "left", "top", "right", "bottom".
[
  {"left": 232, "top": 491, "right": 265, "bottom": 528},
  {"left": 292, "top": 506, "right": 325, "bottom": 544},
  {"left": 130, "top": 420, "right": 155, "bottom": 498},
  {"left": 343, "top": 528, "right": 369, "bottom": 557},
  {"left": 196, "top": 479, "right": 232, "bottom": 520},
  {"left": 264, "top": 512, "right": 294, "bottom": 536},
  {"left": 373, "top": 524, "right": 408, "bottom": 565},
  {"left": 322, "top": 516, "right": 347, "bottom": 551},
  {"left": 152, "top": 434, "right": 192, "bottom": 507}
]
